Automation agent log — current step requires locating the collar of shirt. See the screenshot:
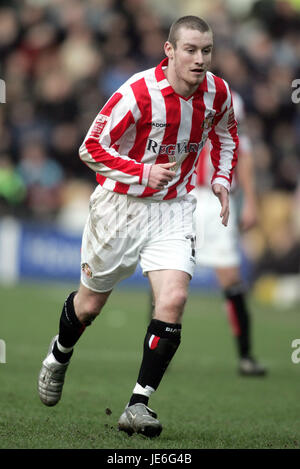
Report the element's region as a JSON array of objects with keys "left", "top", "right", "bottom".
[{"left": 154, "top": 57, "right": 208, "bottom": 99}]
